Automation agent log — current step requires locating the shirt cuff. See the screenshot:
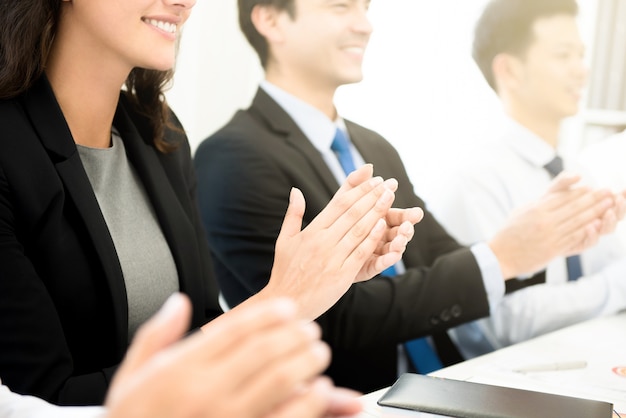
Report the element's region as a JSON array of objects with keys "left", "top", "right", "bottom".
[{"left": 470, "top": 242, "right": 505, "bottom": 314}]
